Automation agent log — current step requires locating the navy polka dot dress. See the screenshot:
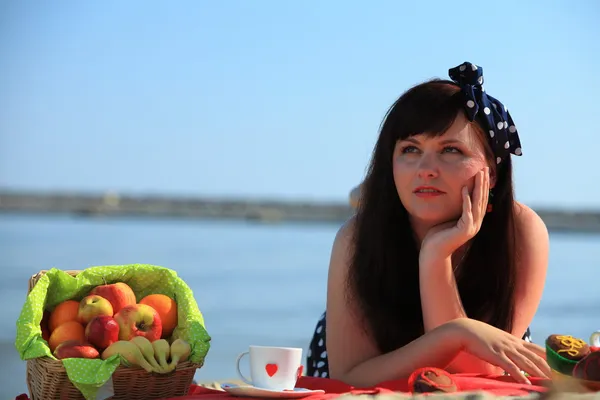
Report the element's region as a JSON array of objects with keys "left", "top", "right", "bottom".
[{"left": 306, "top": 311, "right": 533, "bottom": 378}]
